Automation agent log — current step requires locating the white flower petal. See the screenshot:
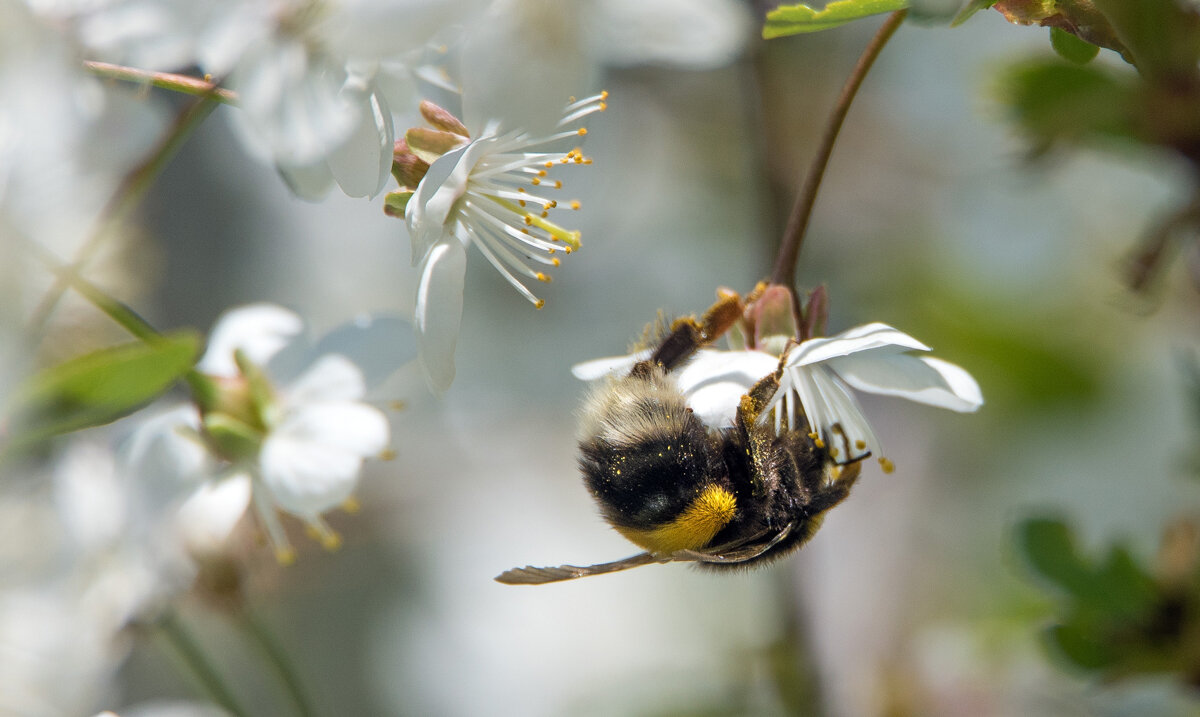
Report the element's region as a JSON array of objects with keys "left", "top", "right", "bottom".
[
  {"left": 327, "top": 86, "right": 393, "bottom": 198},
  {"left": 405, "top": 137, "right": 495, "bottom": 263},
  {"left": 785, "top": 323, "right": 931, "bottom": 368},
  {"left": 833, "top": 353, "right": 984, "bottom": 412},
  {"left": 285, "top": 354, "right": 367, "bottom": 404},
  {"left": 309, "top": 313, "right": 416, "bottom": 389},
  {"left": 175, "top": 473, "right": 251, "bottom": 556},
  {"left": 278, "top": 160, "right": 335, "bottom": 201},
  {"left": 197, "top": 304, "right": 303, "bottom": 377},
  {"left": 588, "top": 0, "right": 752, "bottom": 70},
  {"left": 414, "top": 238, "right": 467, "bottom": 393},
  {"left": 676, "top": 349, "right": 779, "bottom": 428},
  {"left": 258, "top": 403, "right": 386, "bottom": 517},
  {"left": 570, "top": 351, "right": 648, "bottom": 381}
]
